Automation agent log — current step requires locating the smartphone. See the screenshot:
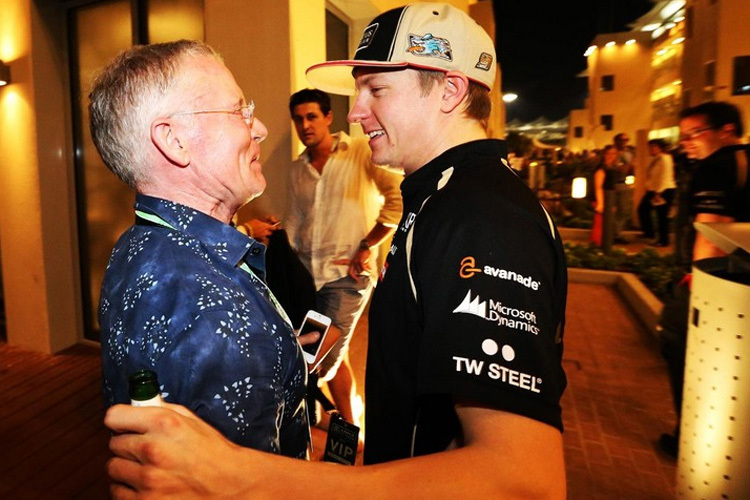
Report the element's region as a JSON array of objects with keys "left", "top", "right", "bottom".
[{"left": 299, "top": 310, "right": 332, "bottom": 365}]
